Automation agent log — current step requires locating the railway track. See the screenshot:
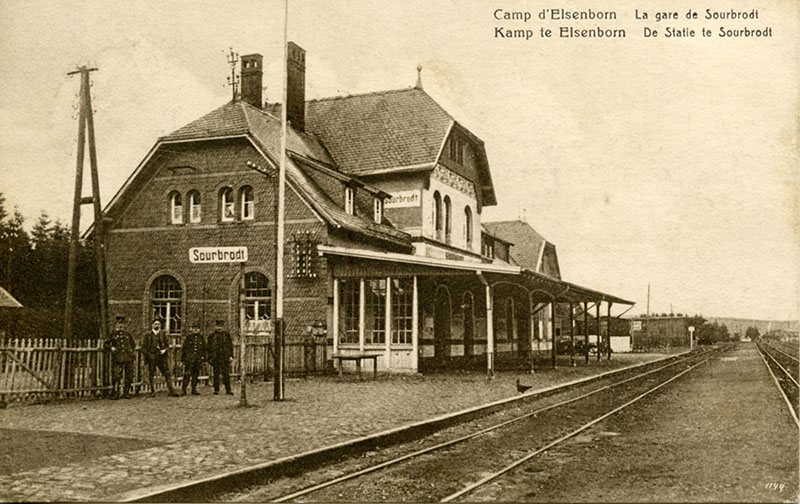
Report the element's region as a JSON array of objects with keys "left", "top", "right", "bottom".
[
  {"left": 757, "top": 341, "right": 799, "bottom": 425},
  {"left": 224, "top": 347, "right": 726, "bottom": 502}
]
